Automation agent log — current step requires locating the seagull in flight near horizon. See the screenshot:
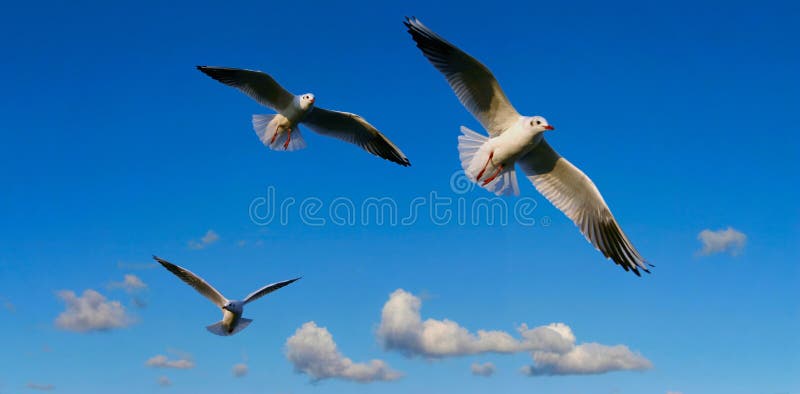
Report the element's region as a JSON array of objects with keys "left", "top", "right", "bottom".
[
  {"left": 153, "top": 256, "right": 300, "bottom": 335},
  {"left": 197, "top": 66, "right": 411, "bottom": 167},
  {"left": 404, "top": 17, "right": 651, "bottom": 276}
]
